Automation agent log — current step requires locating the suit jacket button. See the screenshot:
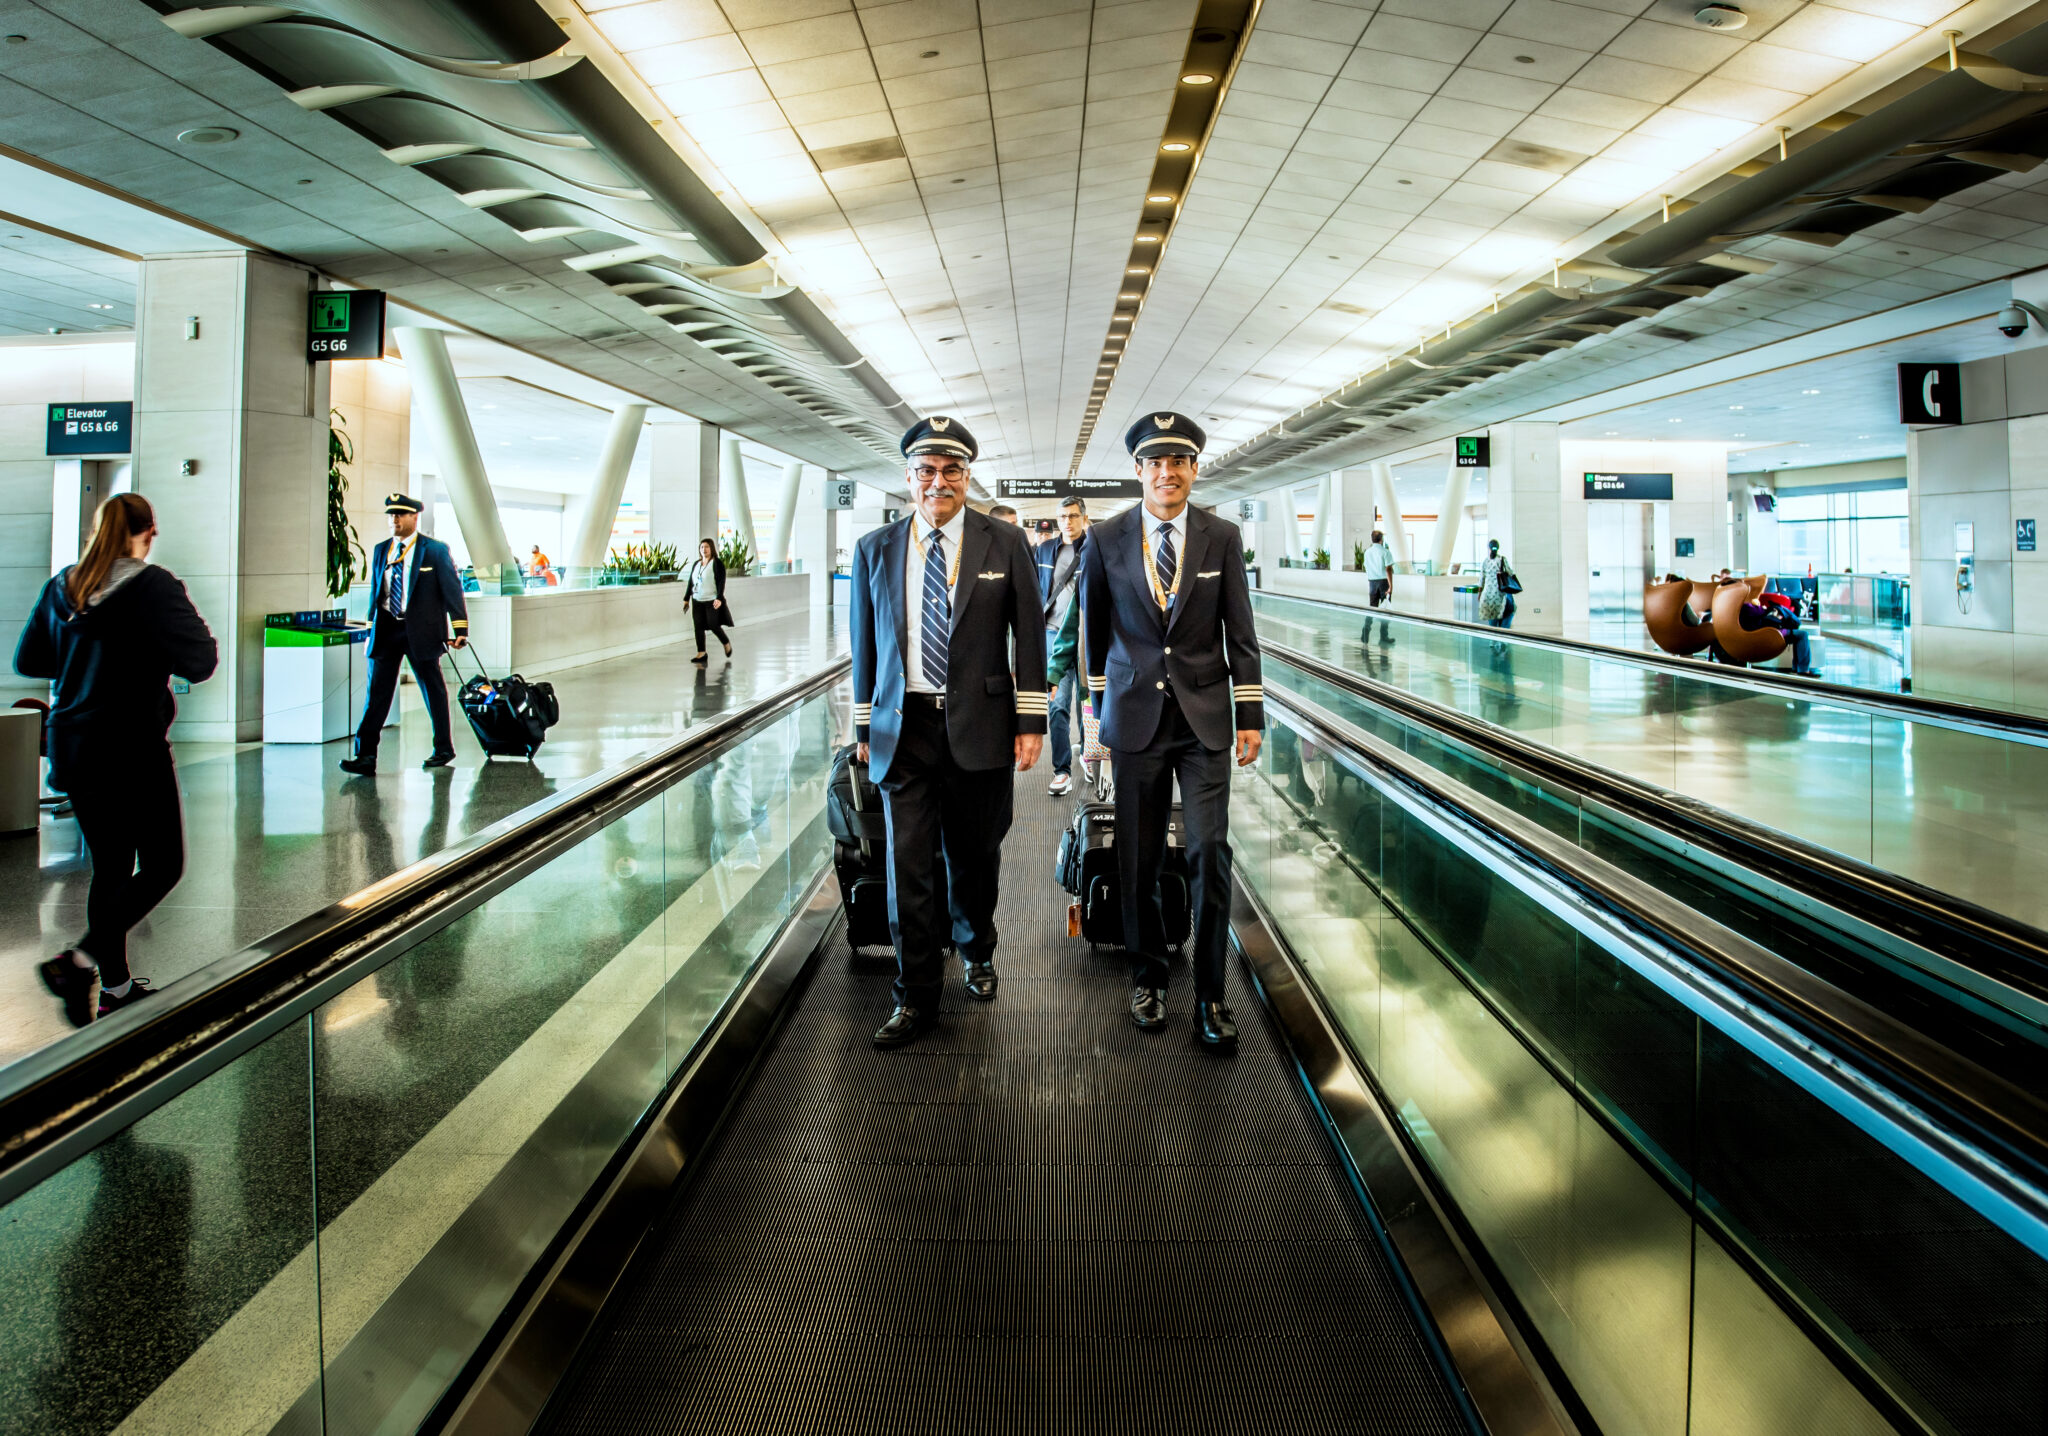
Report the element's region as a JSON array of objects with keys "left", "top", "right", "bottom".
[{"left": 1155, "top": 681, "right": 1164, "bottom": 690}]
